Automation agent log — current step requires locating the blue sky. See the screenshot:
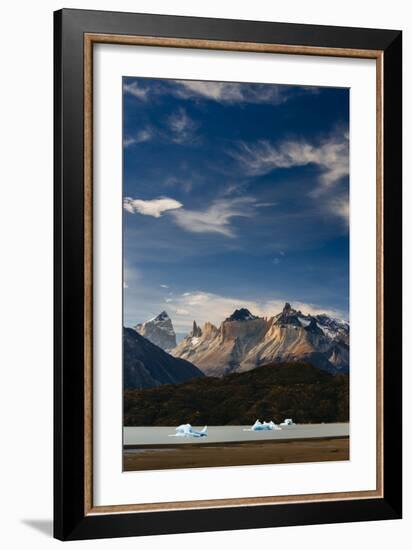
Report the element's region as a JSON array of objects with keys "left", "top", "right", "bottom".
[{"left": 123, "top": 77, "right": 349, "bottom": 336}]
